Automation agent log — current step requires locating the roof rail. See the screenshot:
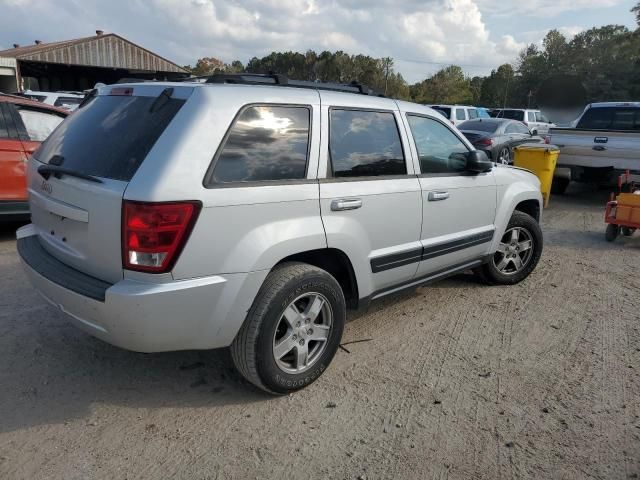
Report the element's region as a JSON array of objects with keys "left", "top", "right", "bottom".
[{"left": 198, "top": 73, "right": 384, "bottom": 97}]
